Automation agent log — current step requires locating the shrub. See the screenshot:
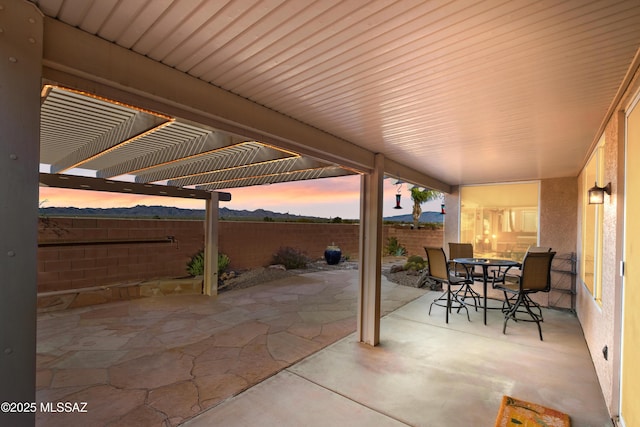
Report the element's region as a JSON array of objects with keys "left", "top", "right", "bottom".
[
  {"left": 404, "top": 255, "right": 426, "bottom": 271},
  {"left": 384, "top": 237, "right": 407, "bottom": 256},
  {"left": 218, "top": 253, "right": 230, "bottom": 273},
  {"left": 272, "top": 246, "right": 309, "bottom": 269},
  {"left": 186, "top": 250, "right": 230, "bottom": 276}
]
